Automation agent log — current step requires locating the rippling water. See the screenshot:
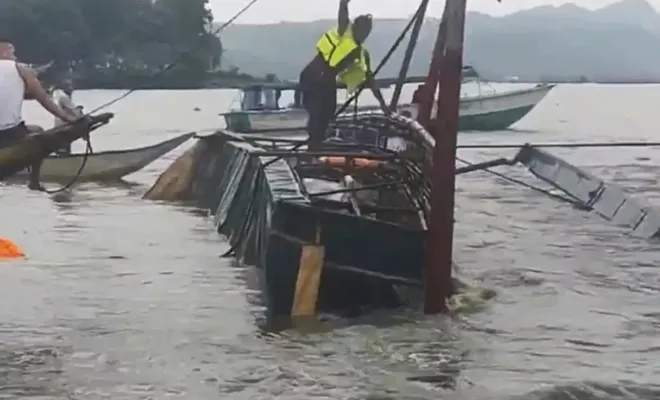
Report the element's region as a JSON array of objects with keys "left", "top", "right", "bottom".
[{"left": 2, "top": 84, "right": 660, "bottom": 399}]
